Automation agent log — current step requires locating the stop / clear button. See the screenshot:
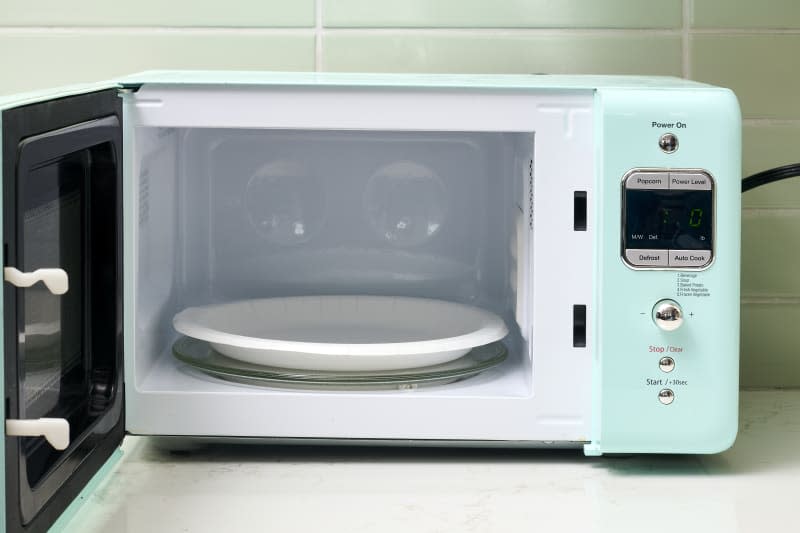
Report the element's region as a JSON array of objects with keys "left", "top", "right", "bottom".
[{"left": 669, "top": 249, "right": 711, "bottom": 267}]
